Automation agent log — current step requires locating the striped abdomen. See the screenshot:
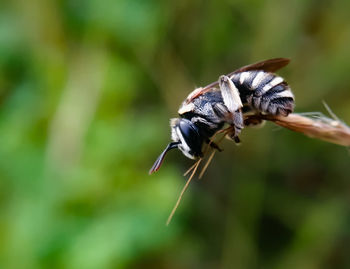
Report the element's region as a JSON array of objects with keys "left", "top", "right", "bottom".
[{"left": 230, "top": 71, "right": 294, "bottom": 116}]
